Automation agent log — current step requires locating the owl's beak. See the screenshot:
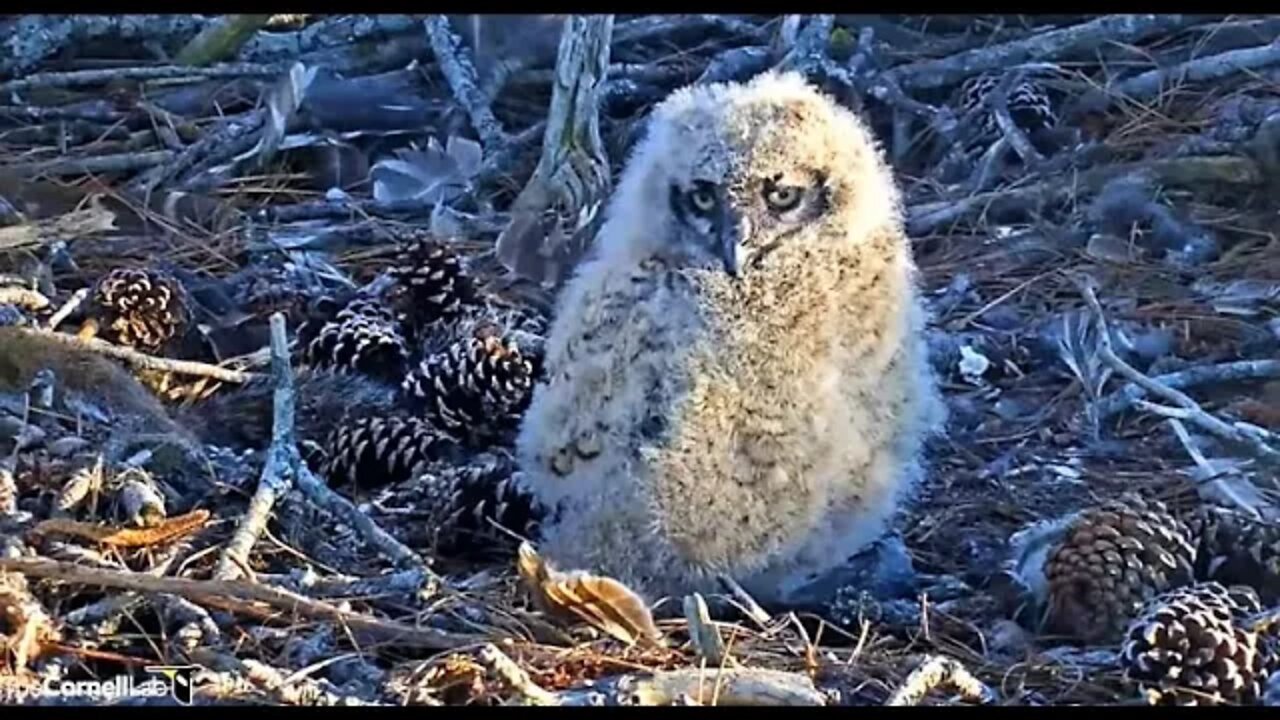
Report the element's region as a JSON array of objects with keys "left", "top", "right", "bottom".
[{"left": 718, "top": 214, "right": 750, "bottom": 278}]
